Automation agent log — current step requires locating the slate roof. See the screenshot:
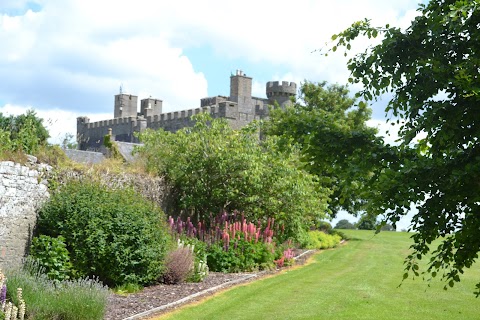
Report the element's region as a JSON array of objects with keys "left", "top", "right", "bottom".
[
  {"left": 64, "top": 149, "right": 106, "bottom": 164},
  {"left": 115, "top": 141, "right": 143, "bottom": 162}
]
